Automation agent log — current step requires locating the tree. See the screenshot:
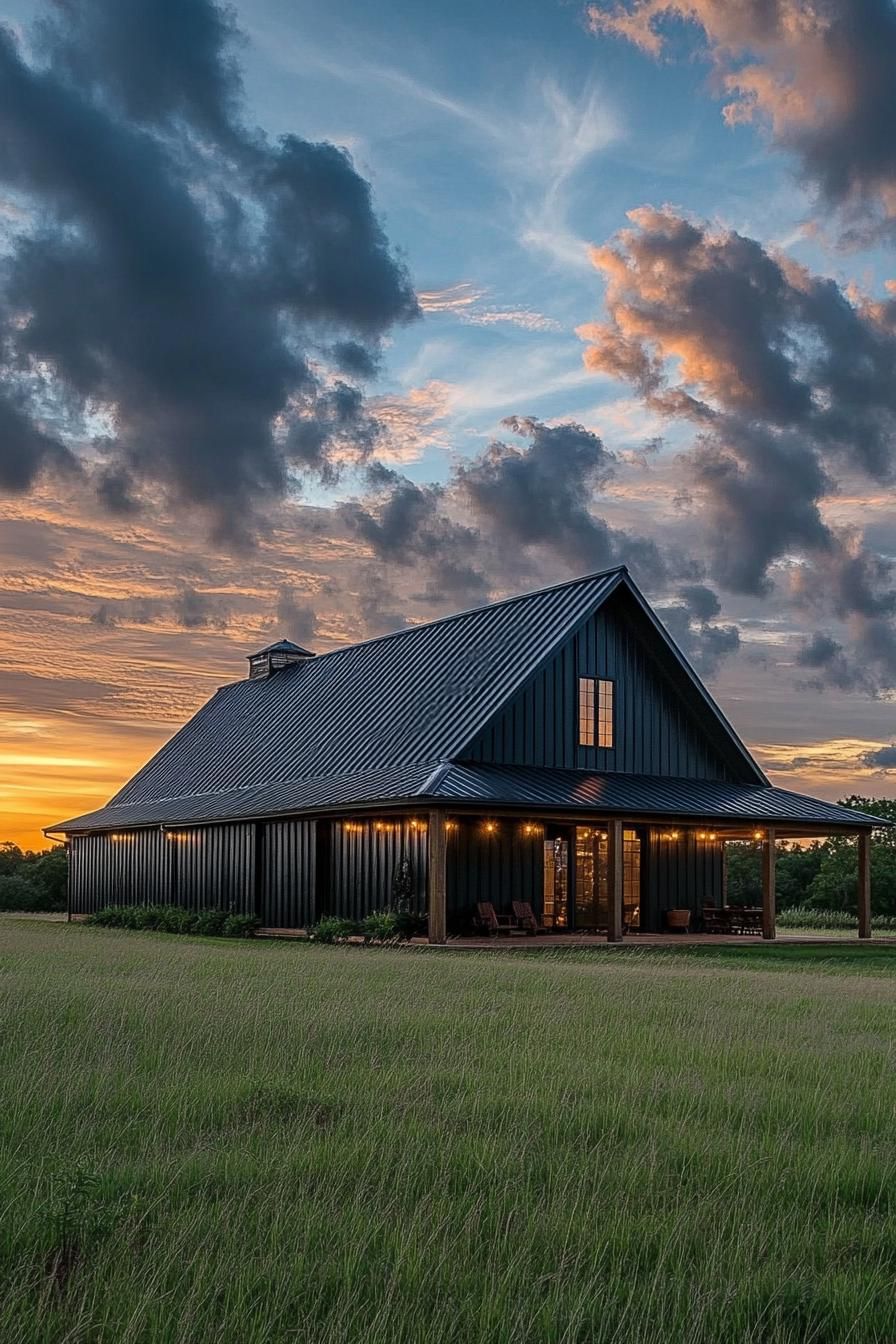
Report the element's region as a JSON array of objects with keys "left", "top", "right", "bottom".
[
  {"left": 0, "top": 841, "right": 24, "bottom": 876},
  {"left": 28, "top": 848, "right": 68, "bottom": 908},
  {"left": 804, "top": 798, "right": 896, "bottom": 916}
]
